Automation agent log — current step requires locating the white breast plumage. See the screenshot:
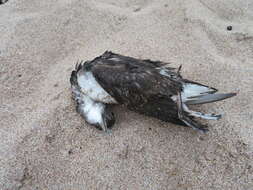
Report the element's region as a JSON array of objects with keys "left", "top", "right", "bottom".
[{"left": 77, "top": 71, "right": 118, "bottom": 104}]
